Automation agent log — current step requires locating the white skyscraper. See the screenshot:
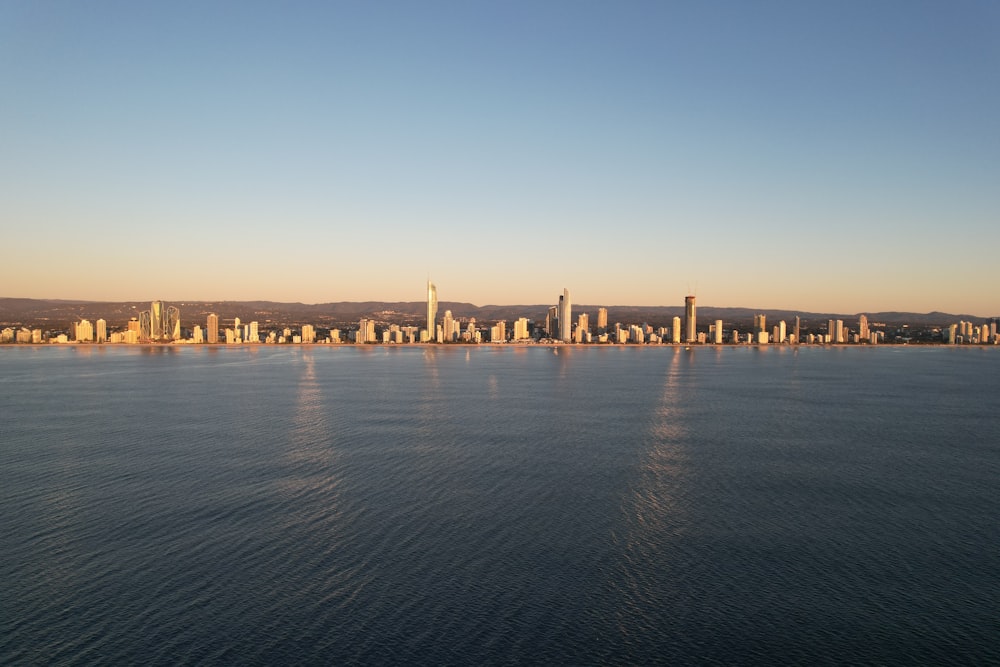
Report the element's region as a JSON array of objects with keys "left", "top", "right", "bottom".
[
  {"left": 427, "top": 280, "right": 438, "bottom": 341},
  {"left": 558, "top": 288, "right": 572, "bottom": 342}
]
